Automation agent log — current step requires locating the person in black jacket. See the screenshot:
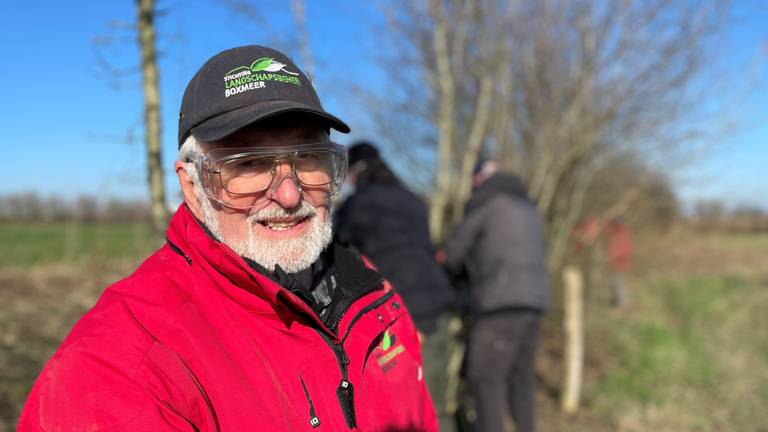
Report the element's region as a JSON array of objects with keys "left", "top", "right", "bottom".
[
  {"left": 334, "top": 141, "right": 457, "bottom": 431},
  {"left": 444, "top": 160, "right": 551, "bottom": 432}
]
